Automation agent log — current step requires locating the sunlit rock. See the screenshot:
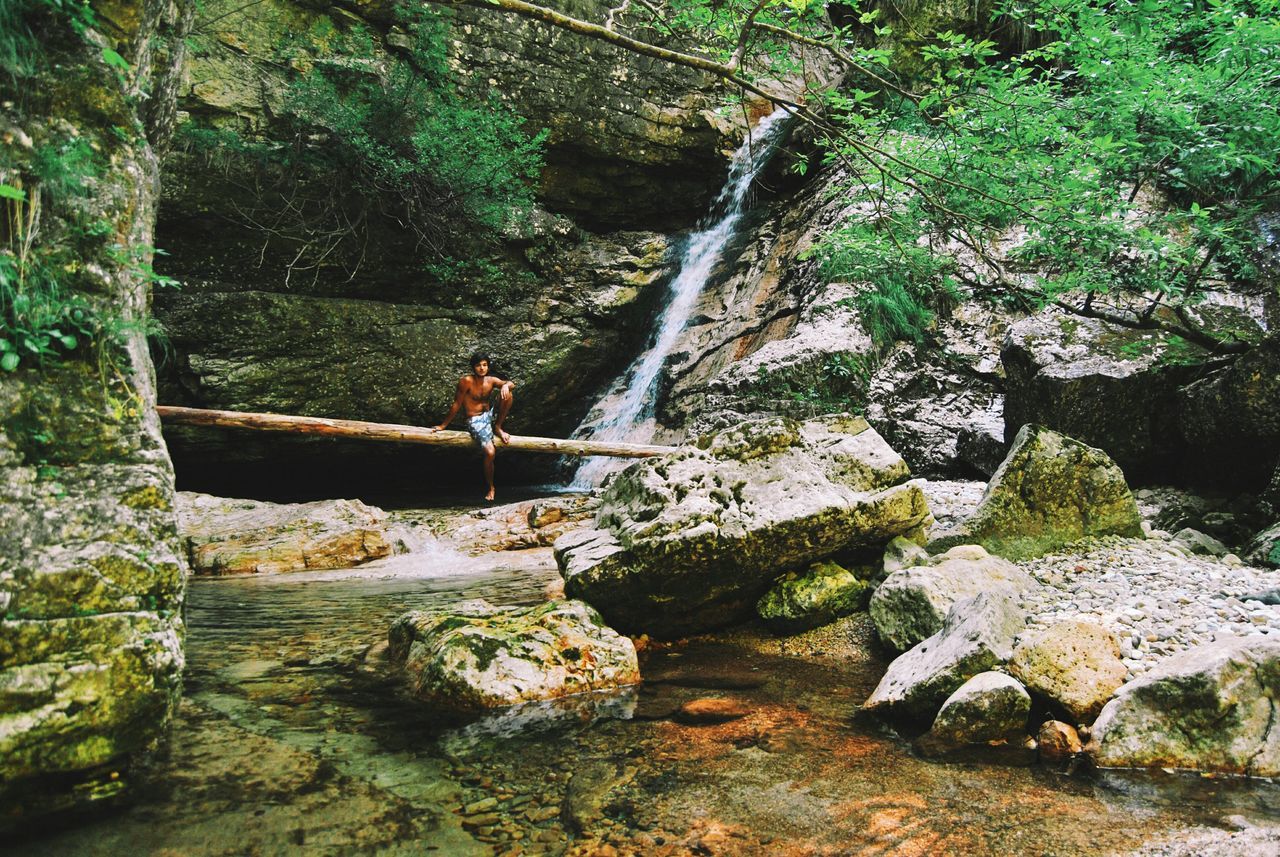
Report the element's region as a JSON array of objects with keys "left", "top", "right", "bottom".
[
  {"left": 940, "top": 424, "right": 1142, "bottom": 560},
  {"left": 863, "top": 590, "right": 1025, "bottom": 722},
  {"left": 389, "top": 599, "right": 639, "bottom": 709},
  {"left": 1088, "top": 637, "right": 1280, "bottom": 776},
  {"left": 176, "top": 492, "right": 392, "bottom": 574},
  {"left": 555, "top": 415, "right": 931, "bottom": 637},
  {"left": 1008, "top": 620, "right": 1126, "bottom": 723},
  {"left": 869, "top": 544, "right": 1033, "bottom": 652},
  {"left": 913, "top": 671, "right": 1031, "bottom": 757}
]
